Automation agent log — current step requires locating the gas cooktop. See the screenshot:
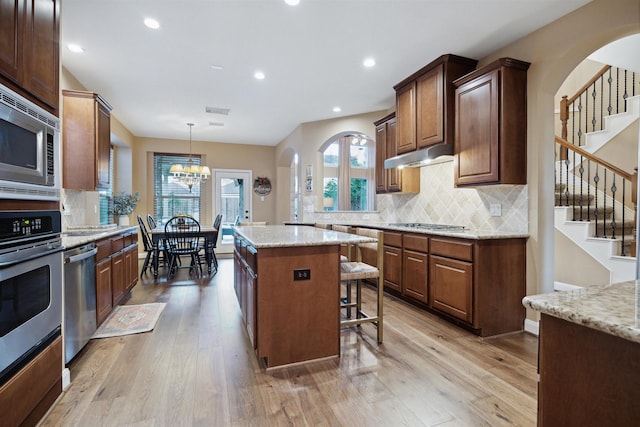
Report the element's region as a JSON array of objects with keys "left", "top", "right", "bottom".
[{"left": 390, "top": 223, "right": 466, "bottom": 231}]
